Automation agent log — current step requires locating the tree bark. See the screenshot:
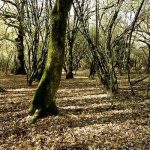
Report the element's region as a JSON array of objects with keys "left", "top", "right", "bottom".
[
  {"left": 146, "top": 45, "right": 150, "bottom": 73},
  {"left": 29, "top": 0, "right": 73, "bottom": 121},
  {"left": 66, "top": 44, "right": 74, "bottom": 79},
  {"left": 14, "top": 28, "right": 26, "bottom": 75},
  {"left": 14, "top": 0, "right": 26, "bottom": 75}
]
